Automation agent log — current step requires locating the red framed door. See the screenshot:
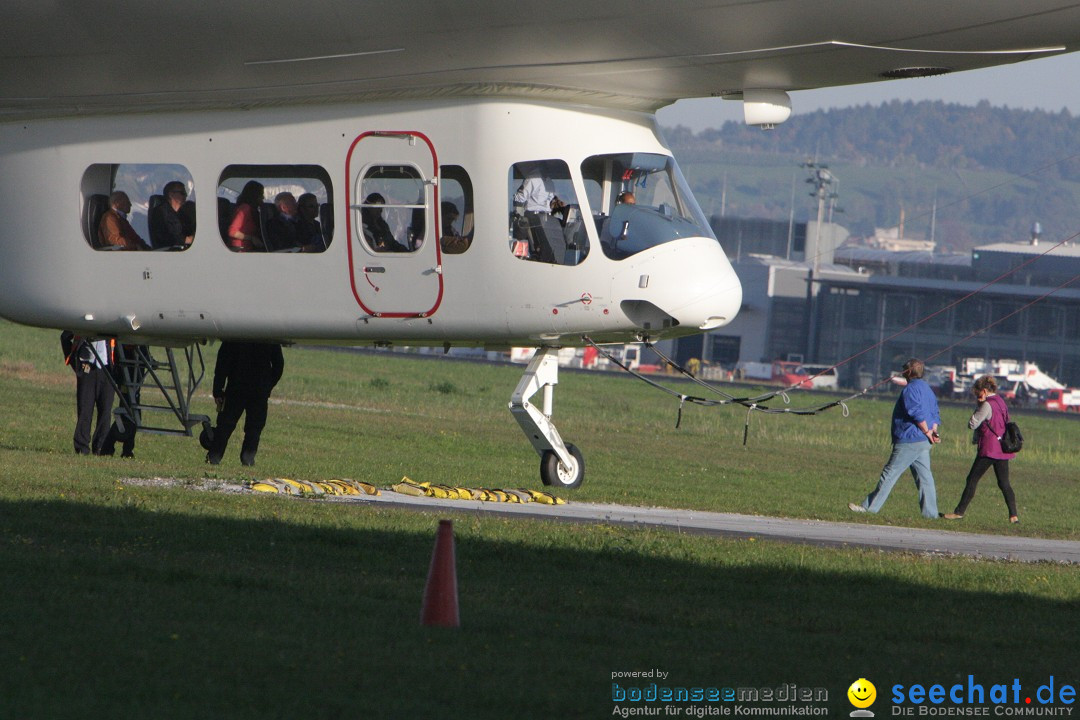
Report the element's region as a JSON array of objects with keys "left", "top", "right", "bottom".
[{"left": 345, "top": 131, "right": 442, "bottom": 318}]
